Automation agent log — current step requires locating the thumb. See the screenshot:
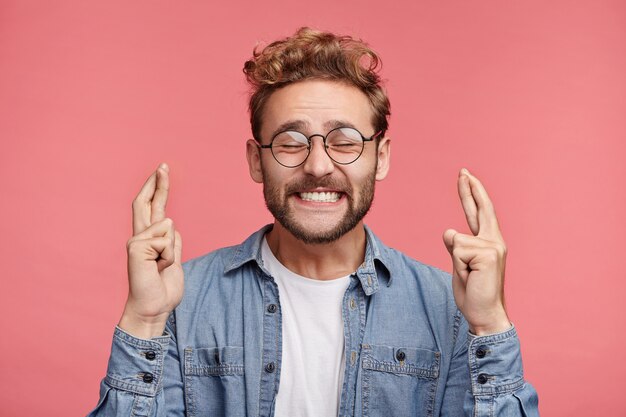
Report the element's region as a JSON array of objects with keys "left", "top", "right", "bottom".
[
  {"left": 442, "top": 229, "right": 457, "bottom": 255},
  {"left": 174, "top": 230, "right": 183, "bottom": 264}
]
